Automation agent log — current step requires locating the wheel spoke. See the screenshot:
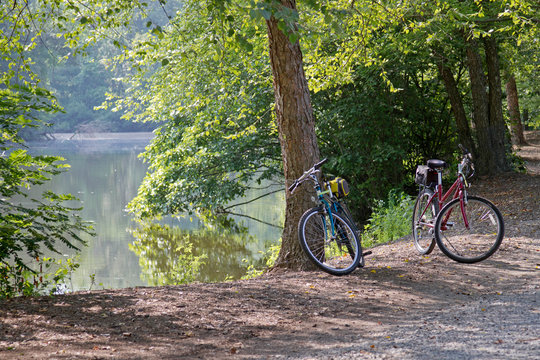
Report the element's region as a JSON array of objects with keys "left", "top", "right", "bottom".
[
  {"left": 299, "top": 208, "right": 361, "bottom": 275},
  {"left": 435, "top": 196, "right": 504, "bottom": 263}
]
